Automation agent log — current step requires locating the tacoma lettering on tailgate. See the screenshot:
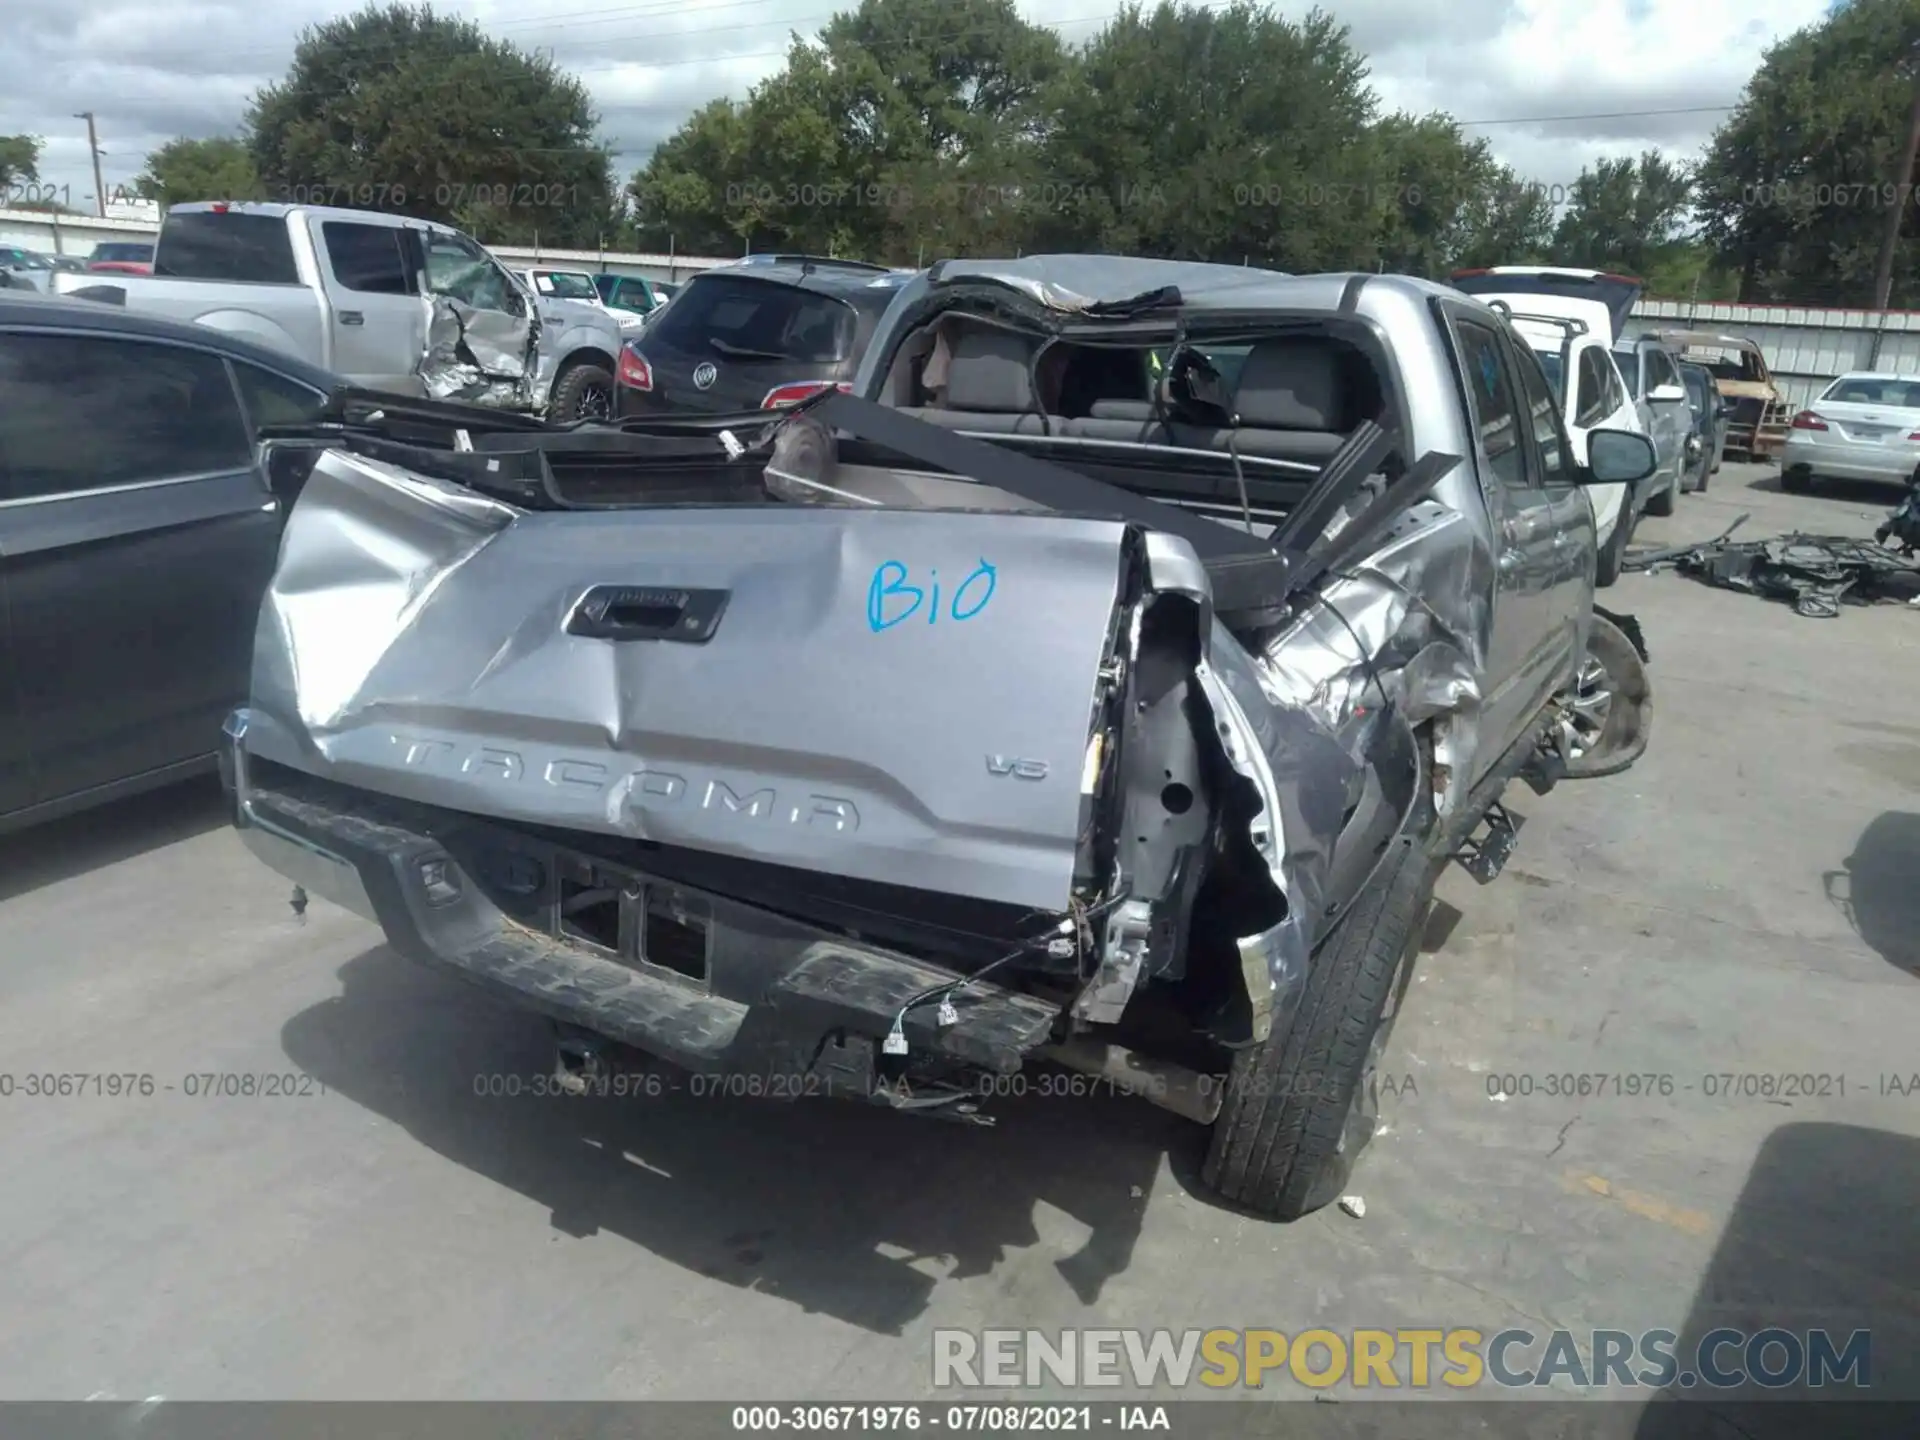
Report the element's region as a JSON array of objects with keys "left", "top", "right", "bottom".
[{"left": 388, "top": 736, "right": 861, "bottom": 832}]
